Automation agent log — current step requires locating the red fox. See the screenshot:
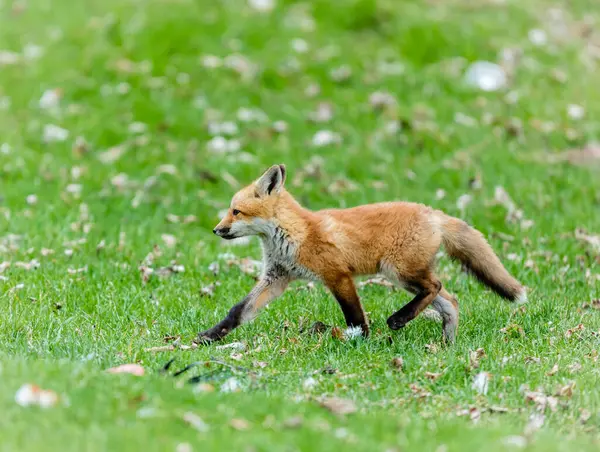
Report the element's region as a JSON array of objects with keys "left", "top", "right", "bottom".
[{"left": 198, "top": 164, "right": 527, "bottom": 344}]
